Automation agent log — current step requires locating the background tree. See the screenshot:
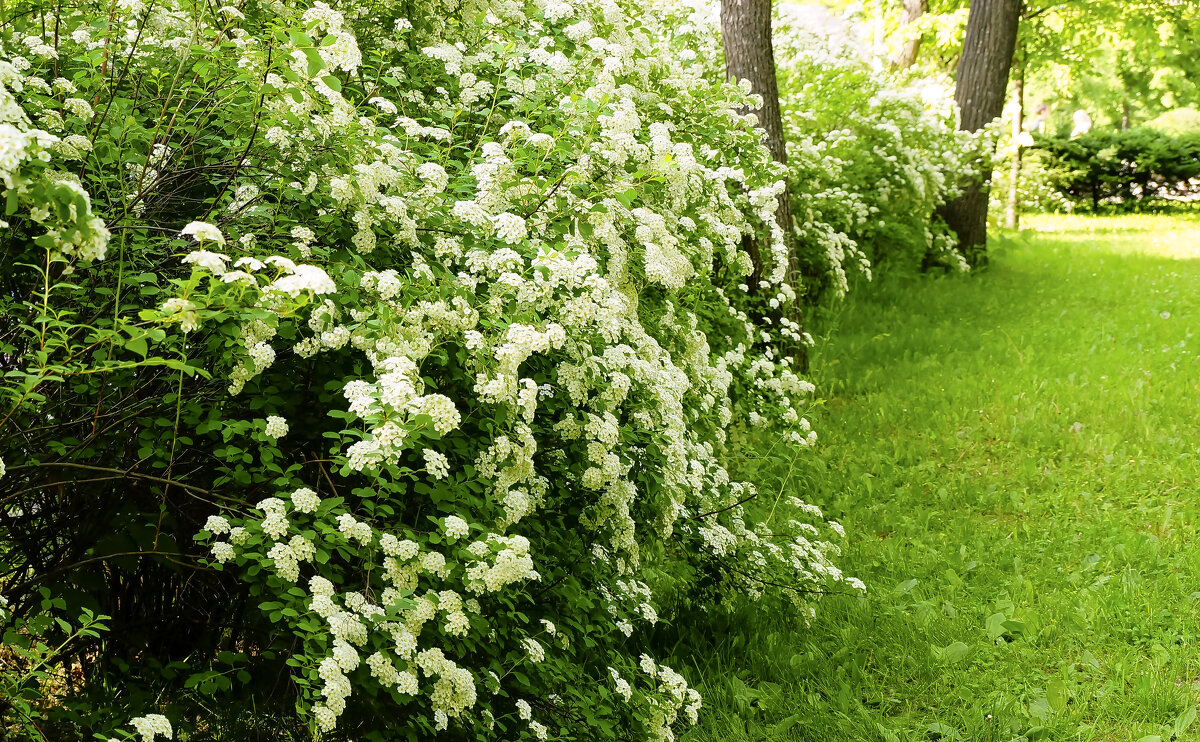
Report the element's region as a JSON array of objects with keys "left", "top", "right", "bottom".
[
  {"left": 937, "top": 0, "right": 1022, "bottom": 266},
  {"left": 892, "top": 0, "right": 929, "bottom": 68},
  {"left": 721, "top": 0, "right": 807, "bottom": 363}
]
